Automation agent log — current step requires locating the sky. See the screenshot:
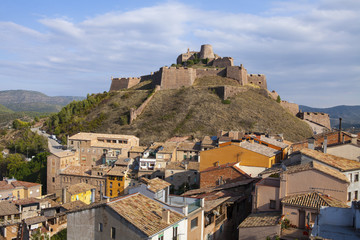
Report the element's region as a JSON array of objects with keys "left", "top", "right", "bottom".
[{"left": 0, "top": 0, "right": 359, "bottom": 107}]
